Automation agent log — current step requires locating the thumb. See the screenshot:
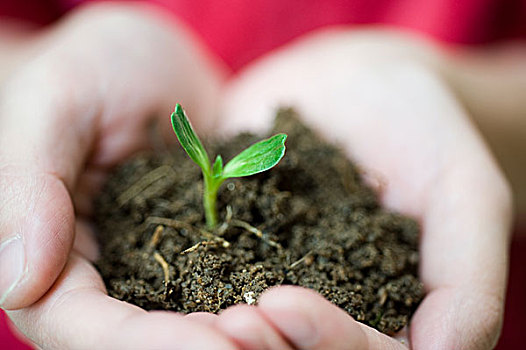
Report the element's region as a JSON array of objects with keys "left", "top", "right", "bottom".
[
  {"left": 0, "top": 169, "right": 75, "bottom": 310},
  {"left": 0, "top": 64, "right": 98, "bottom": 310}
]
